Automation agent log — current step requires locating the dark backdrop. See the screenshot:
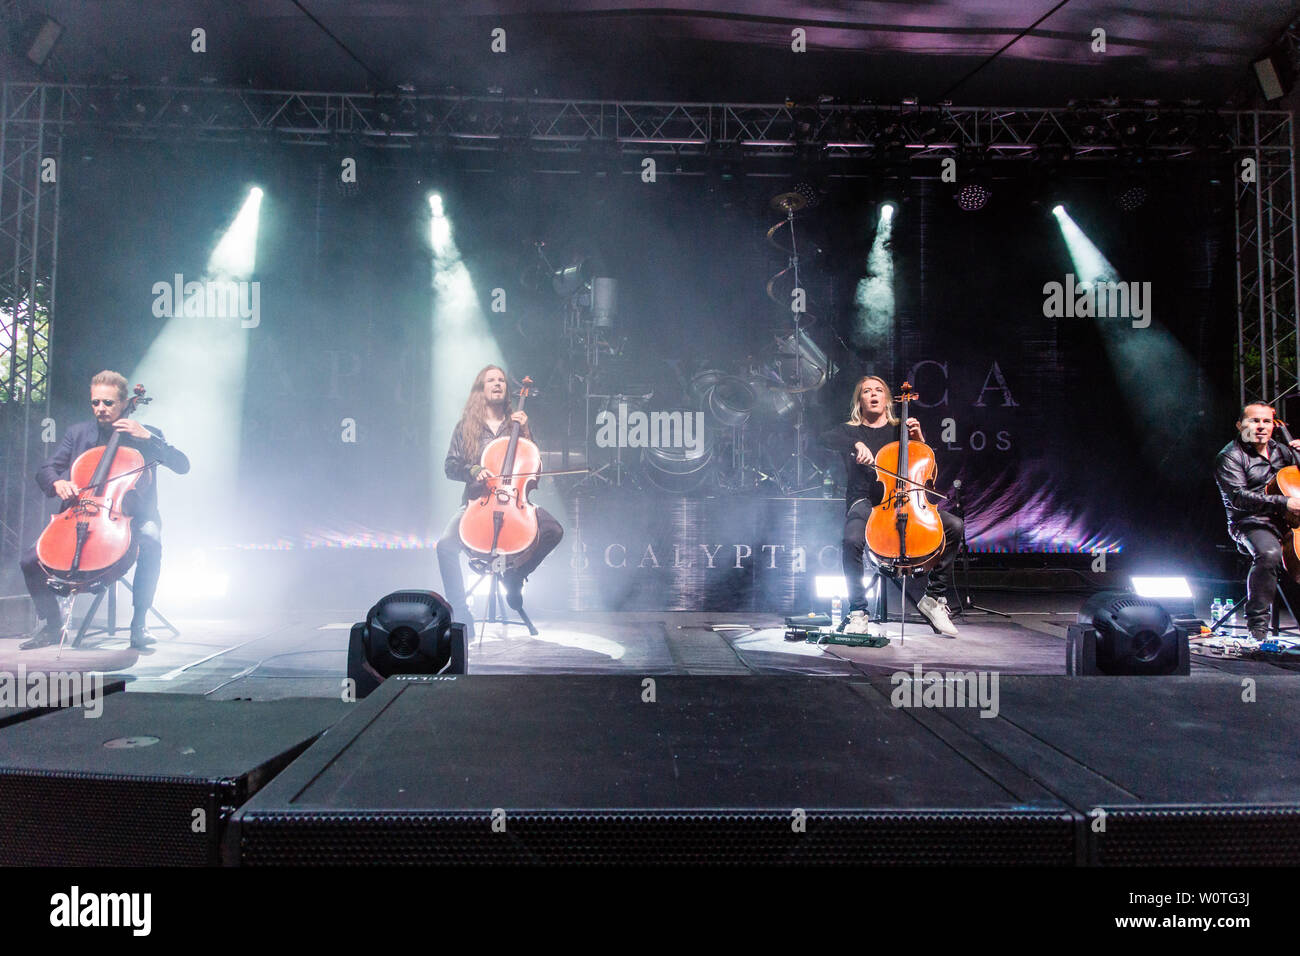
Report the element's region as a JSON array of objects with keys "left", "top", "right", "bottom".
[{"left": 44, "top": 140, "right": 1237, "bottom": 607}]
